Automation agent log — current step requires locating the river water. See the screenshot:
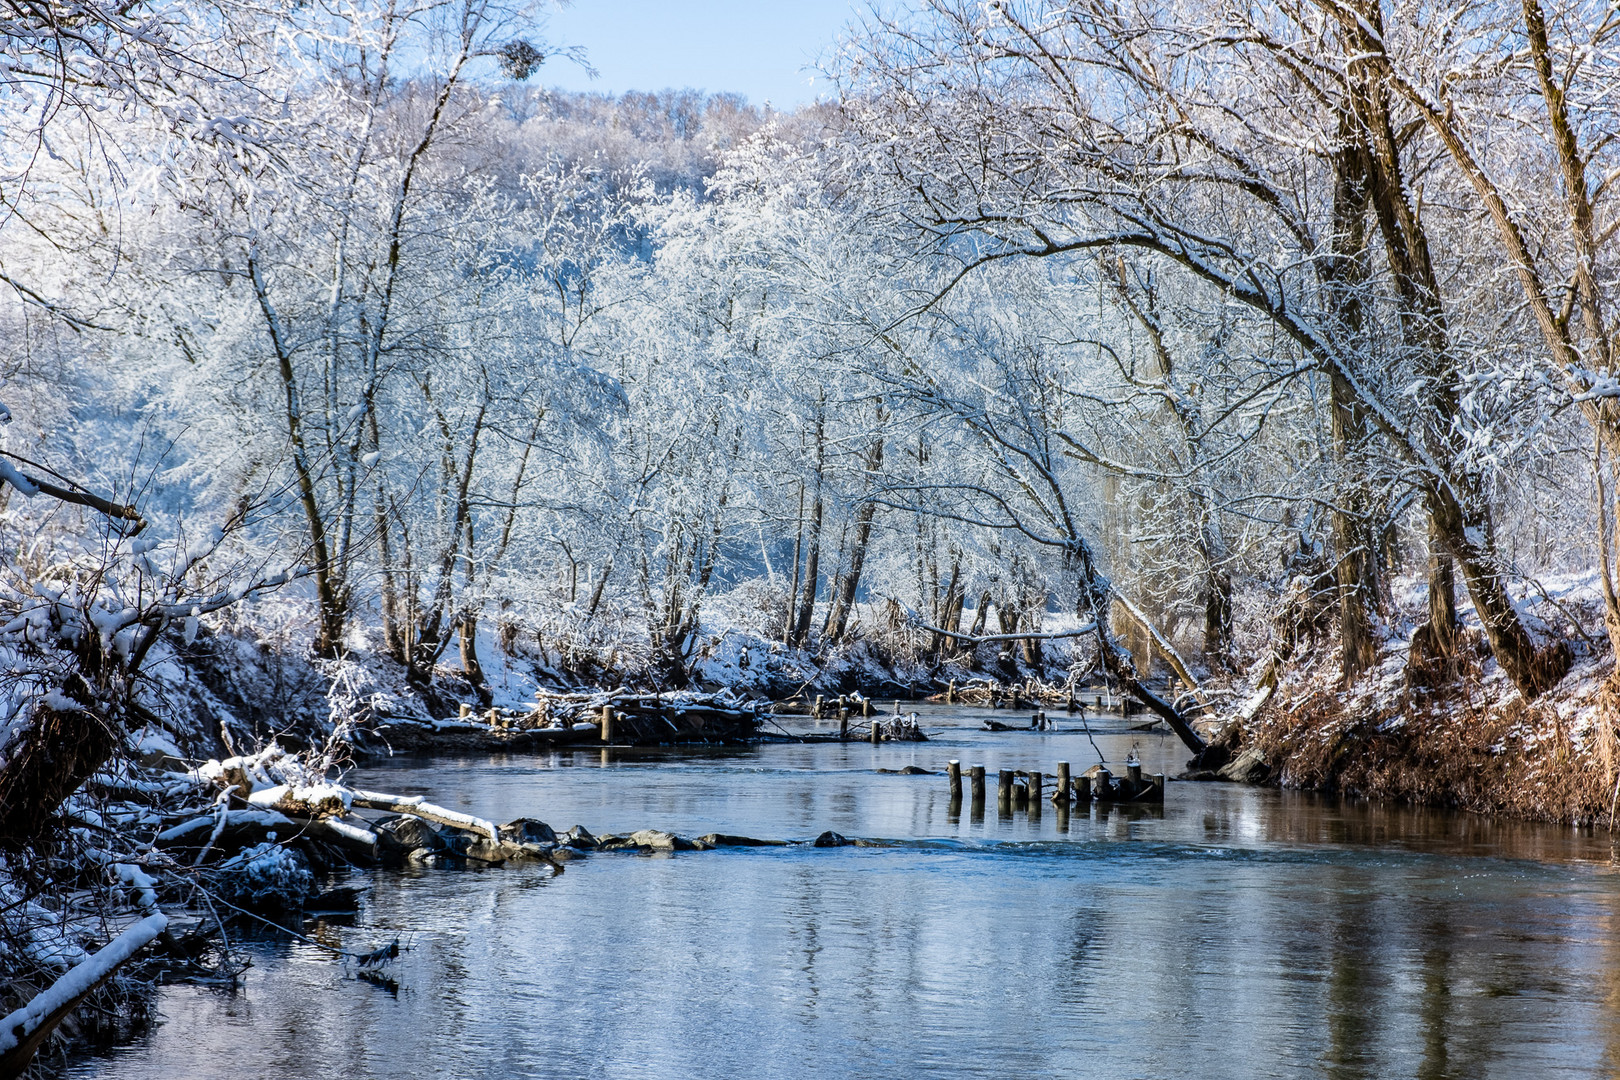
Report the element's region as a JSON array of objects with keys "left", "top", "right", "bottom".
[{"left": 68, "top": 704, "right": 1620, "bottom": 1079}]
